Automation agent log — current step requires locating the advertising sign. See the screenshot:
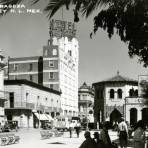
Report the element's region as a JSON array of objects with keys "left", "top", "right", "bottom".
[{"left": 49, "top": 19, "right": 76, "bottom": 39}]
